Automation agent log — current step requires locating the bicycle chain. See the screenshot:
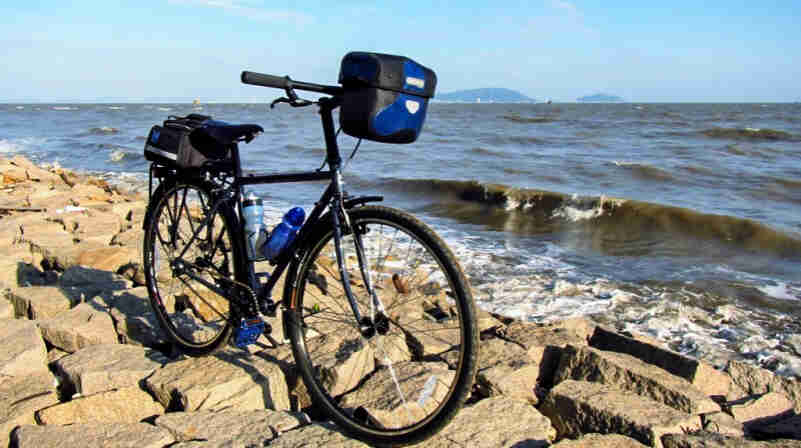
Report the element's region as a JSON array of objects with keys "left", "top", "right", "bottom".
[{"left": 186, "top": 260, "right": 260, "bottom": 318}]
